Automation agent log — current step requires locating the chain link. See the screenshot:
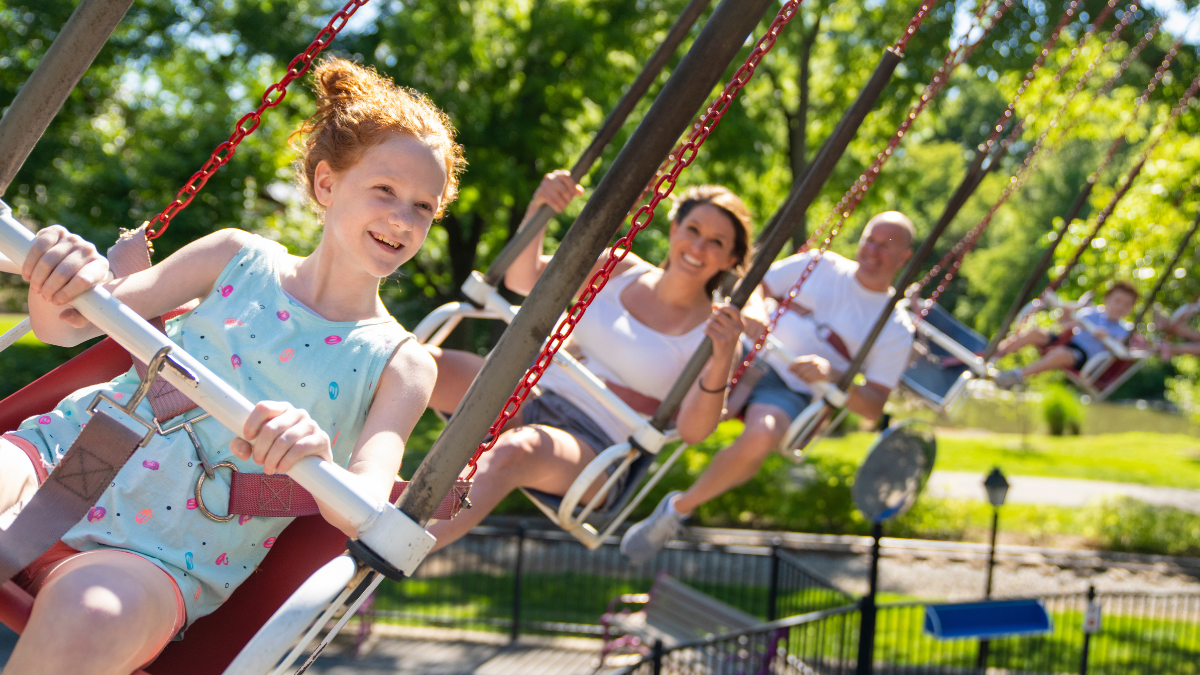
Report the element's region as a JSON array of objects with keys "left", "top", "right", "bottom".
[
  {"left": 465, "top": 0, "right": 806, "bottom": 478},
  {"left": 911, "top": 1, "right": 1143, "bottom": 319},
  {"left": 146, "top": 0, "right": 371, "bottom": 239},
  {"left": 729, "top": 0, "right": 999, "bottom": 388},
  {"left": 1048, "top": 68, "right": 1200, "bottom": 293}
]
